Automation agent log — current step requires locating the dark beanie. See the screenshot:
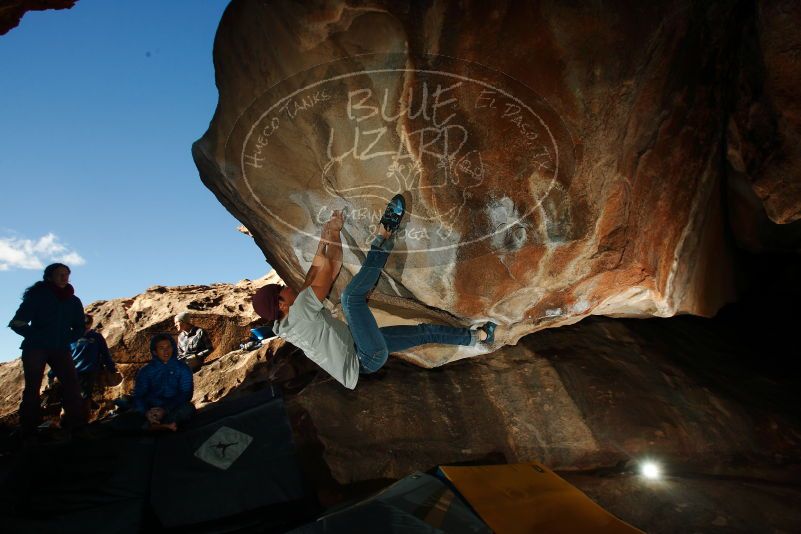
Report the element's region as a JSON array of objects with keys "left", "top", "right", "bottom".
[{"left": 252, "top": 284, "right": 283, "bottom": 321}]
